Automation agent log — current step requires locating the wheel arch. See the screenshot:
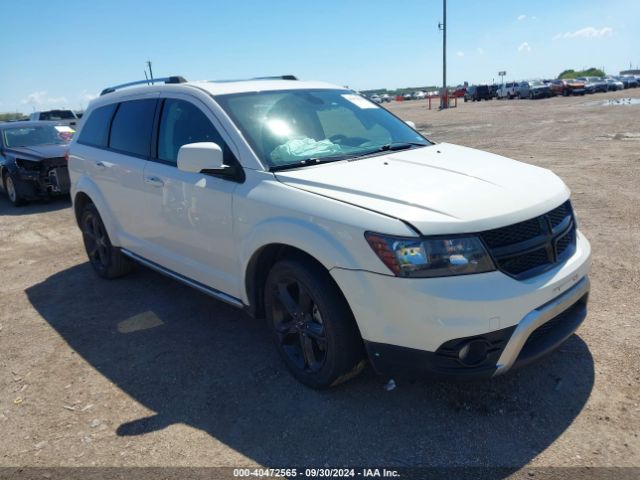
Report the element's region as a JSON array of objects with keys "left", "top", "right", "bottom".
[
  {"left": 245, "top": 243, "right": 335, "bottom": 319},
  {"left": 72, "top": 176, "right": 121, "bottom": 245}
]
